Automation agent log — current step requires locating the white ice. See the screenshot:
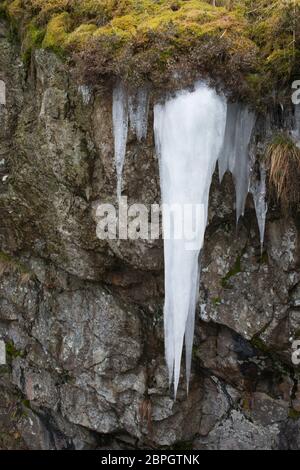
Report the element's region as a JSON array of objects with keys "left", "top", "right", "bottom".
[
  {"left": 154, "top": 82, "right": 227, "bottom": 396},
  {"left": 0, "top": 80, "right": 6, "bottom": 106},
  {"left": 113, "top": 82, "right": 129, "bottom": 198},
  {"left": 78, "top": 85, "right": 92, "bottom": 105},
  {"left": 218, "top": 104, "right": 256, "bottom": 221},
  {"left": 292, "top": 104, "right": 300, "bottom": 148},
  {"left": 129, "top": 88, "right": 149, "bottom": 142},
  {"left": 251, "top": 162, "right": 268, "bottom": 249}
]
